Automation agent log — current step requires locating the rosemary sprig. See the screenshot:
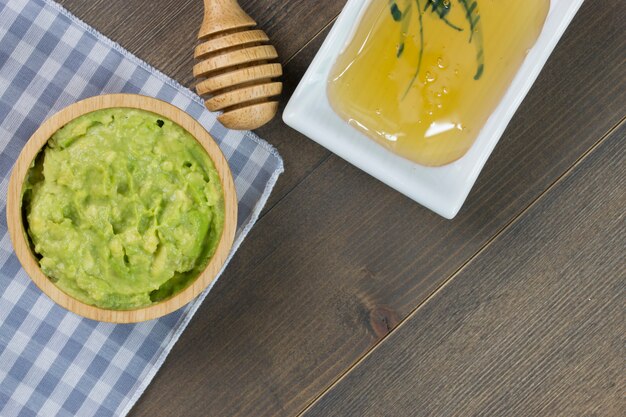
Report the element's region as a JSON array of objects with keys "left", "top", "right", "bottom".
[
  {"left": 388, "top": 0, "right": 485, "bottom": 97},
  {"left": 389, "top": 0, "right": 413, "bottom": 58},
  {"left": 458, "top": 0, "right": 480, "bottom": 41},
  {"left": 424, "top": 0, "right": 463, "bottom": 31},
  {"left": 389, "top": 0, "right": 403, "bottom": 21},
  {"left": 402, "top": 0, "right": 424, "bottom": 99},
  {"left": 457, "top": 0, "right": 484, "bottom": 79}
]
